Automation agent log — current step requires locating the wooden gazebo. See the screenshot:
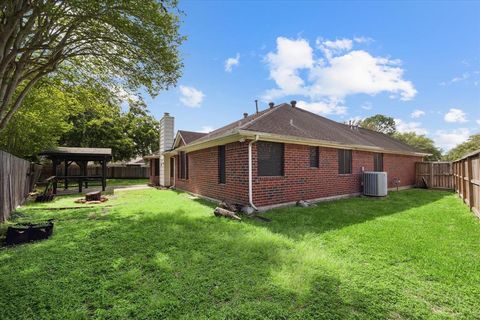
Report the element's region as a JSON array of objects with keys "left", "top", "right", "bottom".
[{"left": 38, "top": 147, "right": 112, "bottom": 194}]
